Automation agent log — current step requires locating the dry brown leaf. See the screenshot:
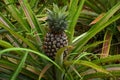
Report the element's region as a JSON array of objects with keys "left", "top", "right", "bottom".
[{"left": 89, "top": 13, "right": 105, "bottom": 25}]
